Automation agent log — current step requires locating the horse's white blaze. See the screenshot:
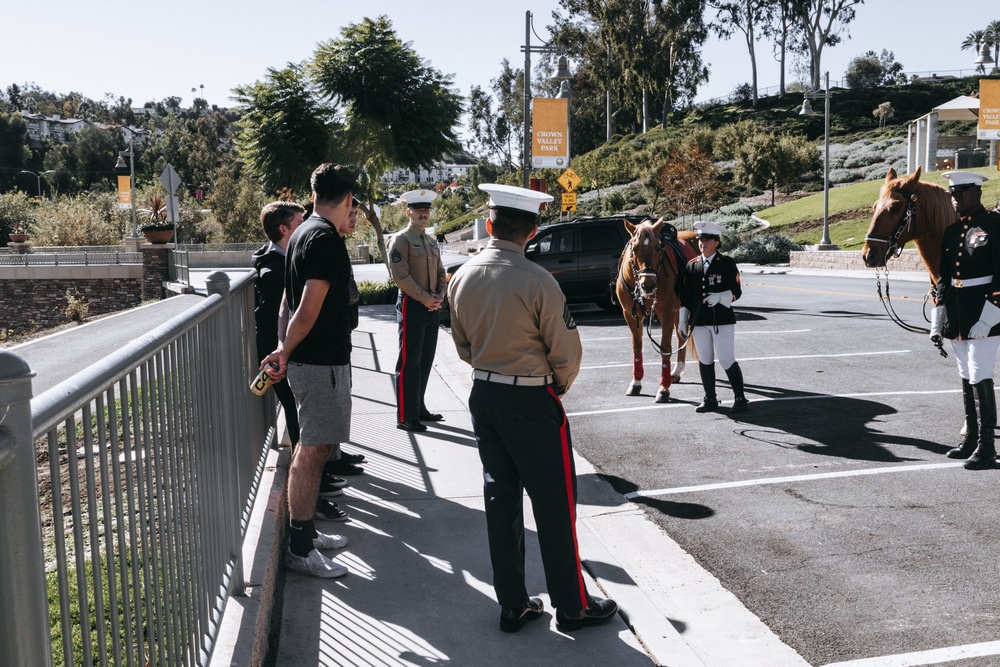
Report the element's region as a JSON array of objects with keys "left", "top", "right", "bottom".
[{"left": 643, "top": 238, "right": 649, "bottom": 245}]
